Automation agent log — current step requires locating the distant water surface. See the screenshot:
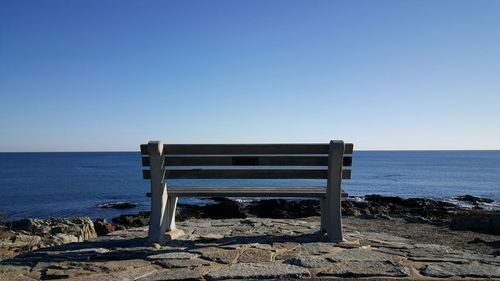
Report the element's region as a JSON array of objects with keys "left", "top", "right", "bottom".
[{"left": 0, "top": 151, "right": 498, "bottom": 220}]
